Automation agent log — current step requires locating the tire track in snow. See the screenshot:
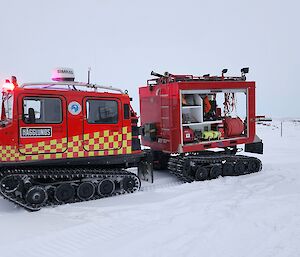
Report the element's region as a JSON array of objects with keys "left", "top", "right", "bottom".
[
  {"left": 2, "top": 218, "right": 149, "bottom": 257},
  {"left": 2, "top": 179, "right": 186, "bottom": 257},
  {"left": 140, "top": 180, "right": 184, "bottom": 192}
]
